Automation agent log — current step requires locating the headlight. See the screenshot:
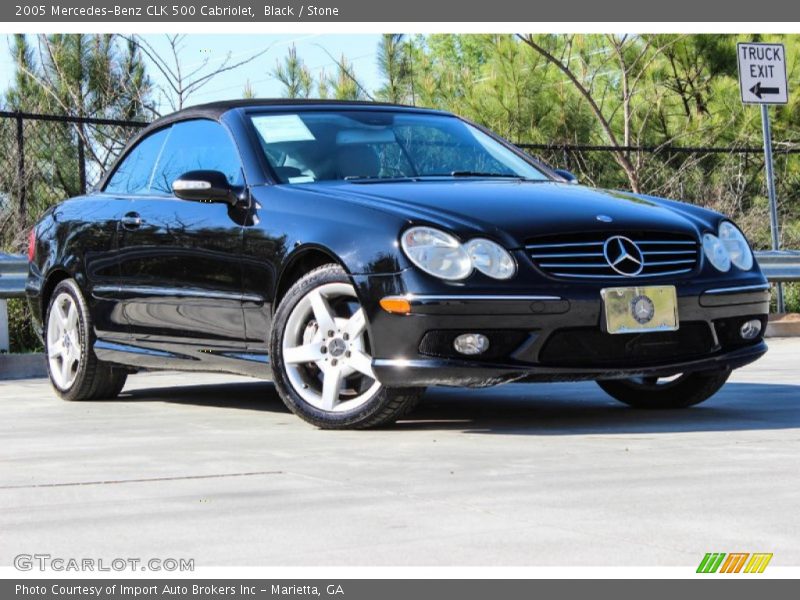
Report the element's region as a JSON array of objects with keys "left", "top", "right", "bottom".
[
  {"left": 464, "top": 238, "right": 516, "bottom": 279},
  {"left": 718, "top": 221, "right": 754, "bottom": 270},
  {"left": 400, "top": 227, "right": 517, "bottom": 280},
  {"left": 401, "top": 226, "right": 473, "bottom": 280},
  {"left": 702, "top": 233, "right": 731, "bottom": 272}
]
